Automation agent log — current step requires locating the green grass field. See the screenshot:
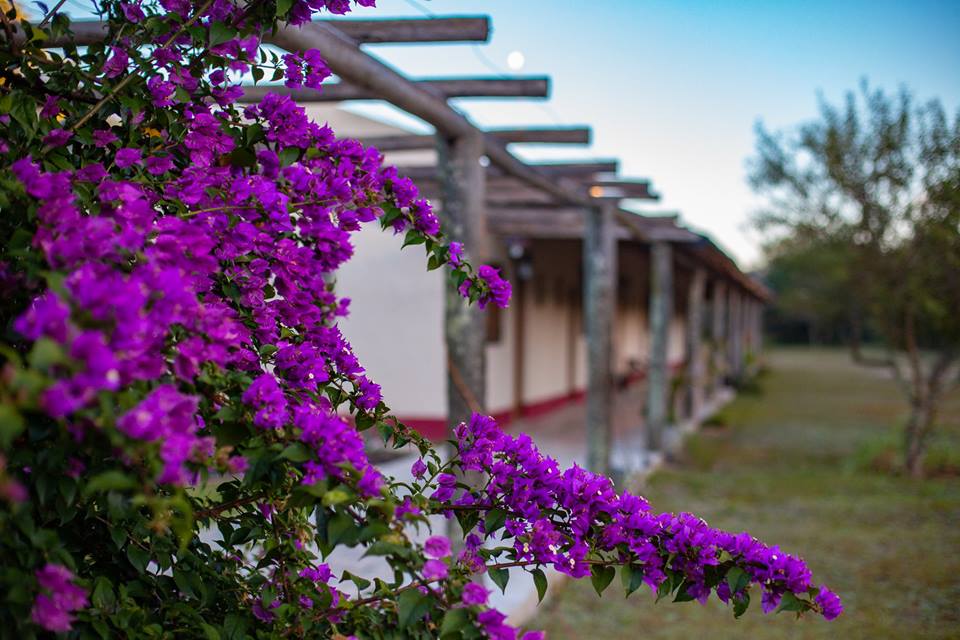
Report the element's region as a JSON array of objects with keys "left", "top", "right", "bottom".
[{"left": 531, "top": 348, "right": 960, "bottom": 640}]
